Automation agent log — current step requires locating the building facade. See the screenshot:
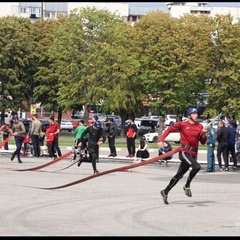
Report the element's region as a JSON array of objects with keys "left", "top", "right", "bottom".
[
  {"left": 167, "top": 2, "right": 240, "bottom": 24},
  {"left": 0, "top": 2, "right": 240, "bottom": 24}
]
